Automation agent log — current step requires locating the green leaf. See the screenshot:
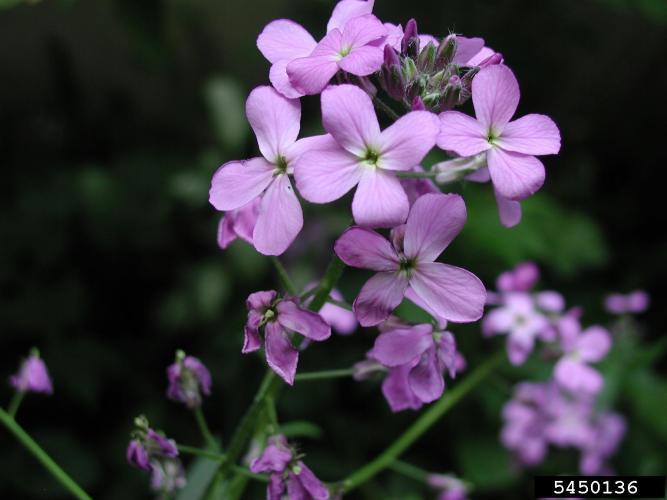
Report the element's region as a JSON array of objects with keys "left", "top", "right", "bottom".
[{"left": 279, "top": 421, "right": 324, "bottom": 440}]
